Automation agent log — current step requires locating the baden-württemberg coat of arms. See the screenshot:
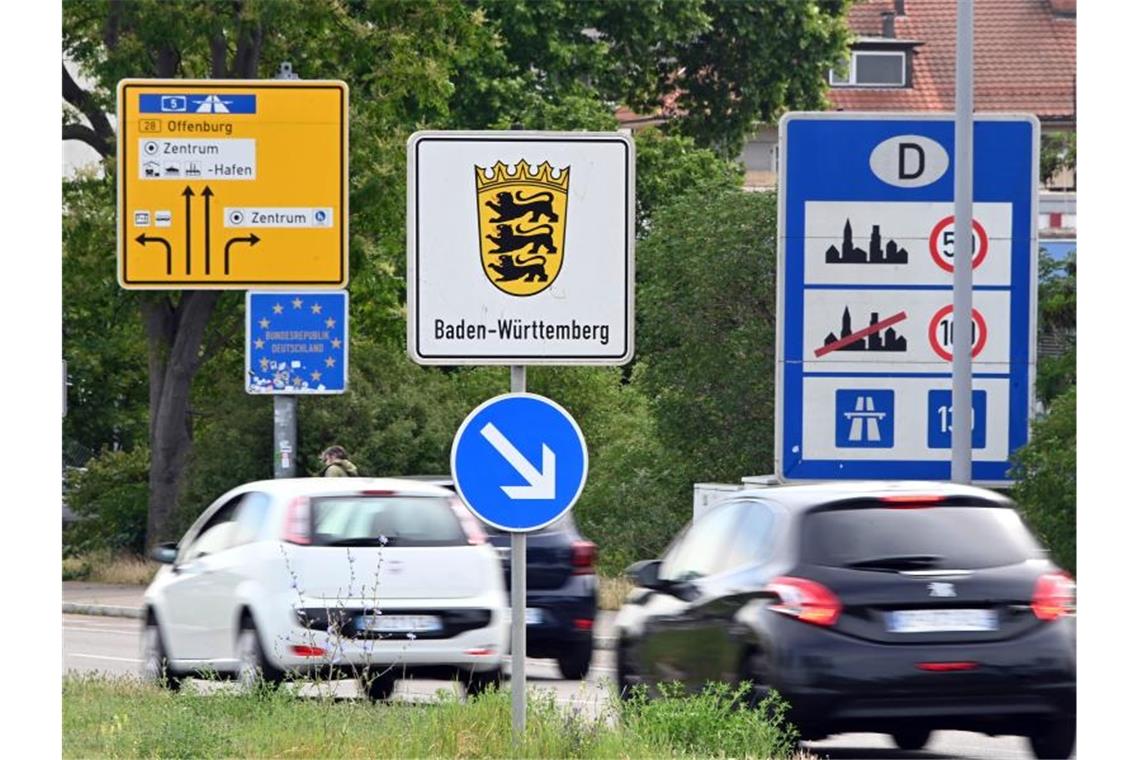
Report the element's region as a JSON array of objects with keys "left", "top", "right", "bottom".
[{"left": 475, "top": 160, "right": 570, "bottom": 296}]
